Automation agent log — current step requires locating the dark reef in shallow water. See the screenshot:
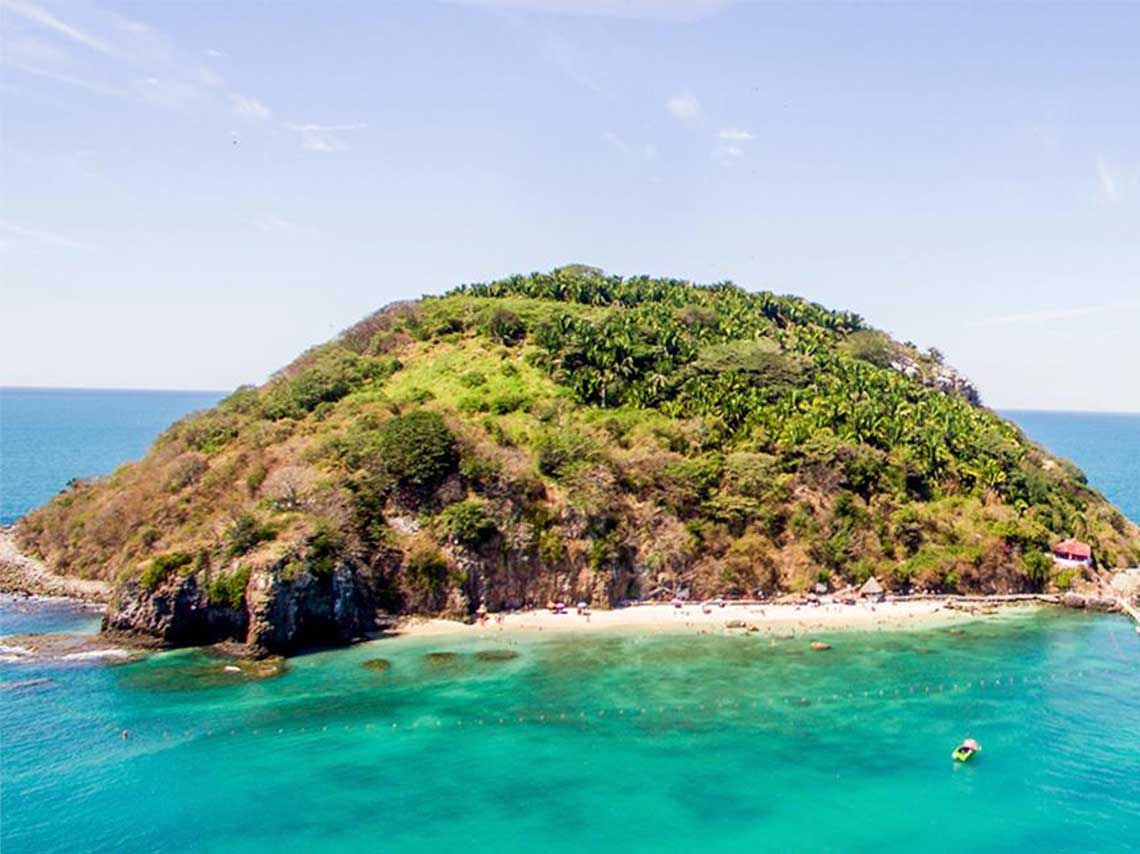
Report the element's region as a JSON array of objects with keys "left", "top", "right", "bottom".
[{"left": 474, "top": 649, "right": 519, "bottom": 662}]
